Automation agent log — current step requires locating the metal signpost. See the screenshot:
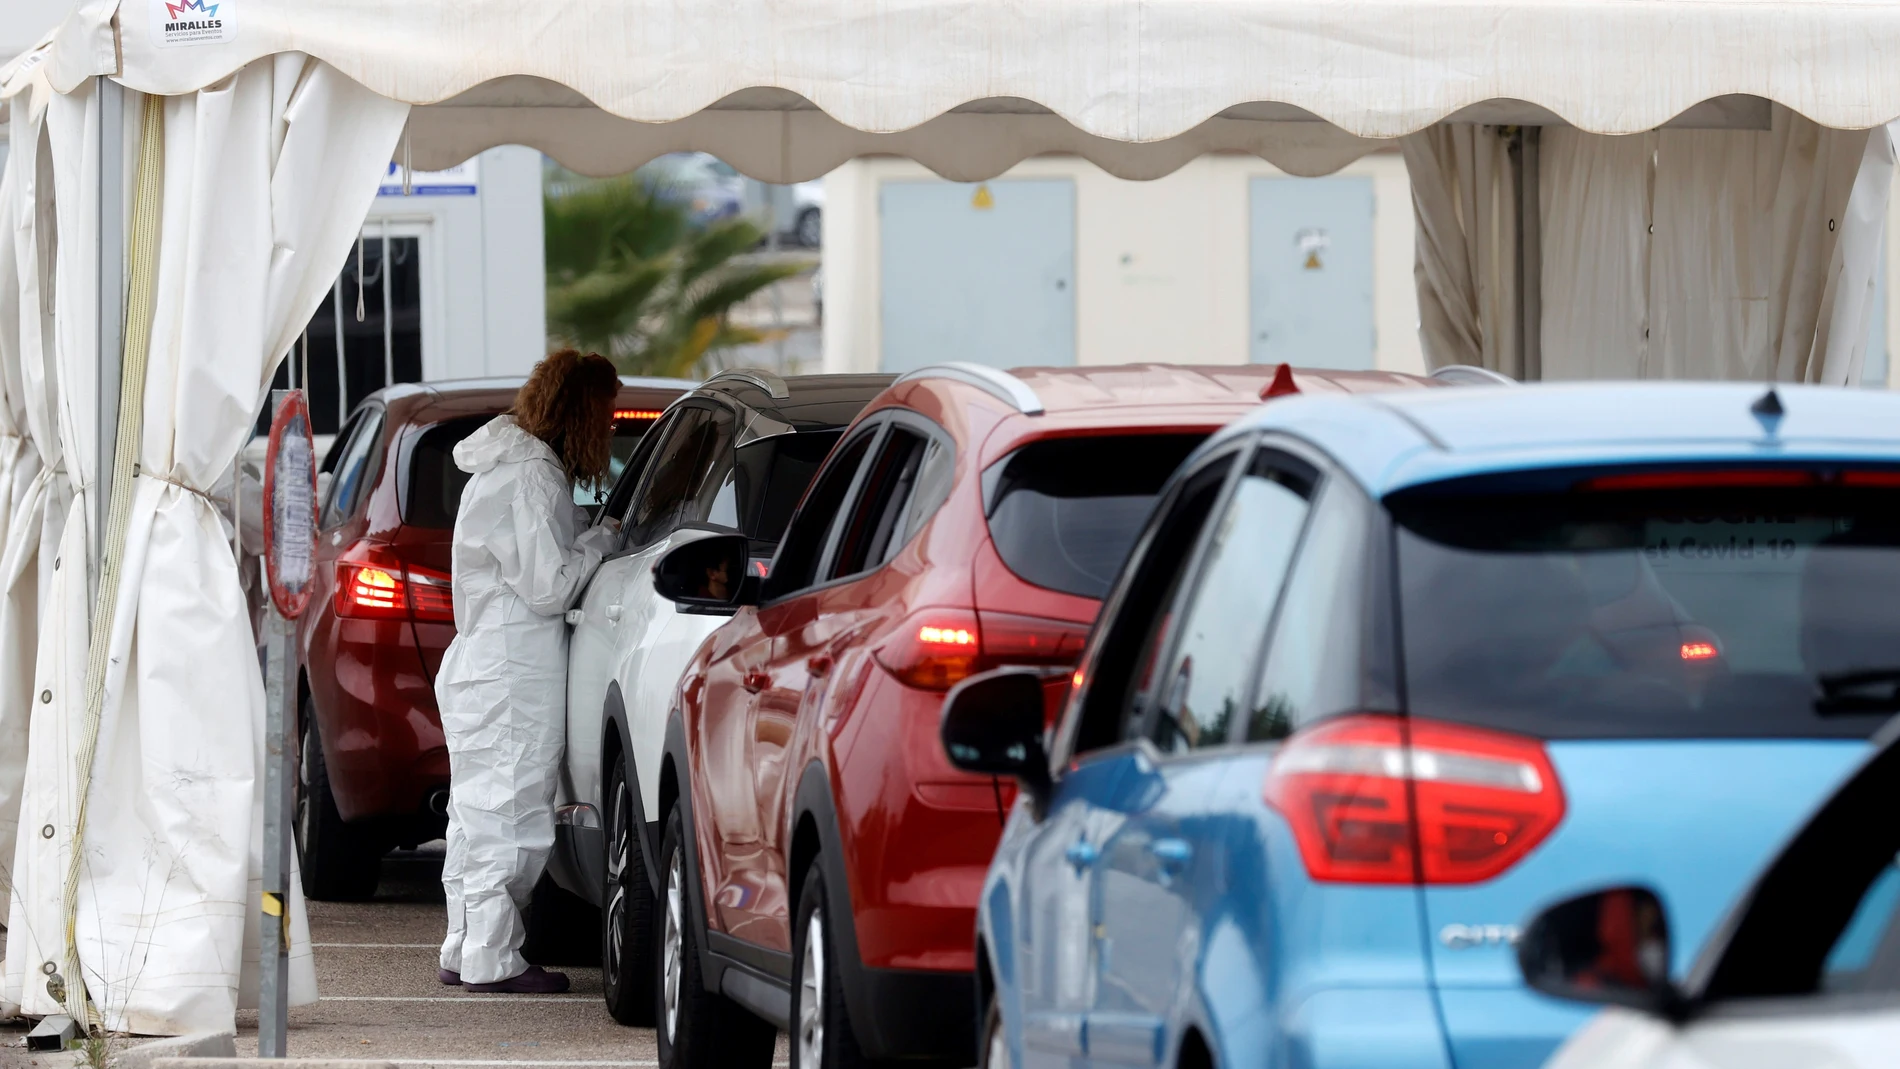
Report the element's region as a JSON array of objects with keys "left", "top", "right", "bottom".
[{"left": 260, "top": 390, "right": 317, "bottom": 1057}]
